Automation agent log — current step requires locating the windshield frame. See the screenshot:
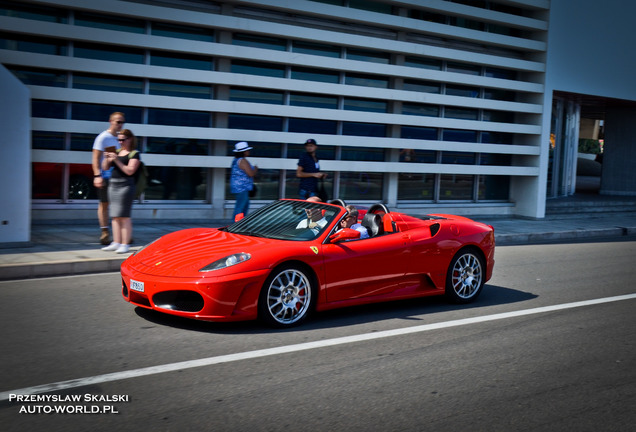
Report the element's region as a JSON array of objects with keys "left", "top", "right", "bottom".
[{"left": 224, "top": 199, "right": 345, "bottom": 241}]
